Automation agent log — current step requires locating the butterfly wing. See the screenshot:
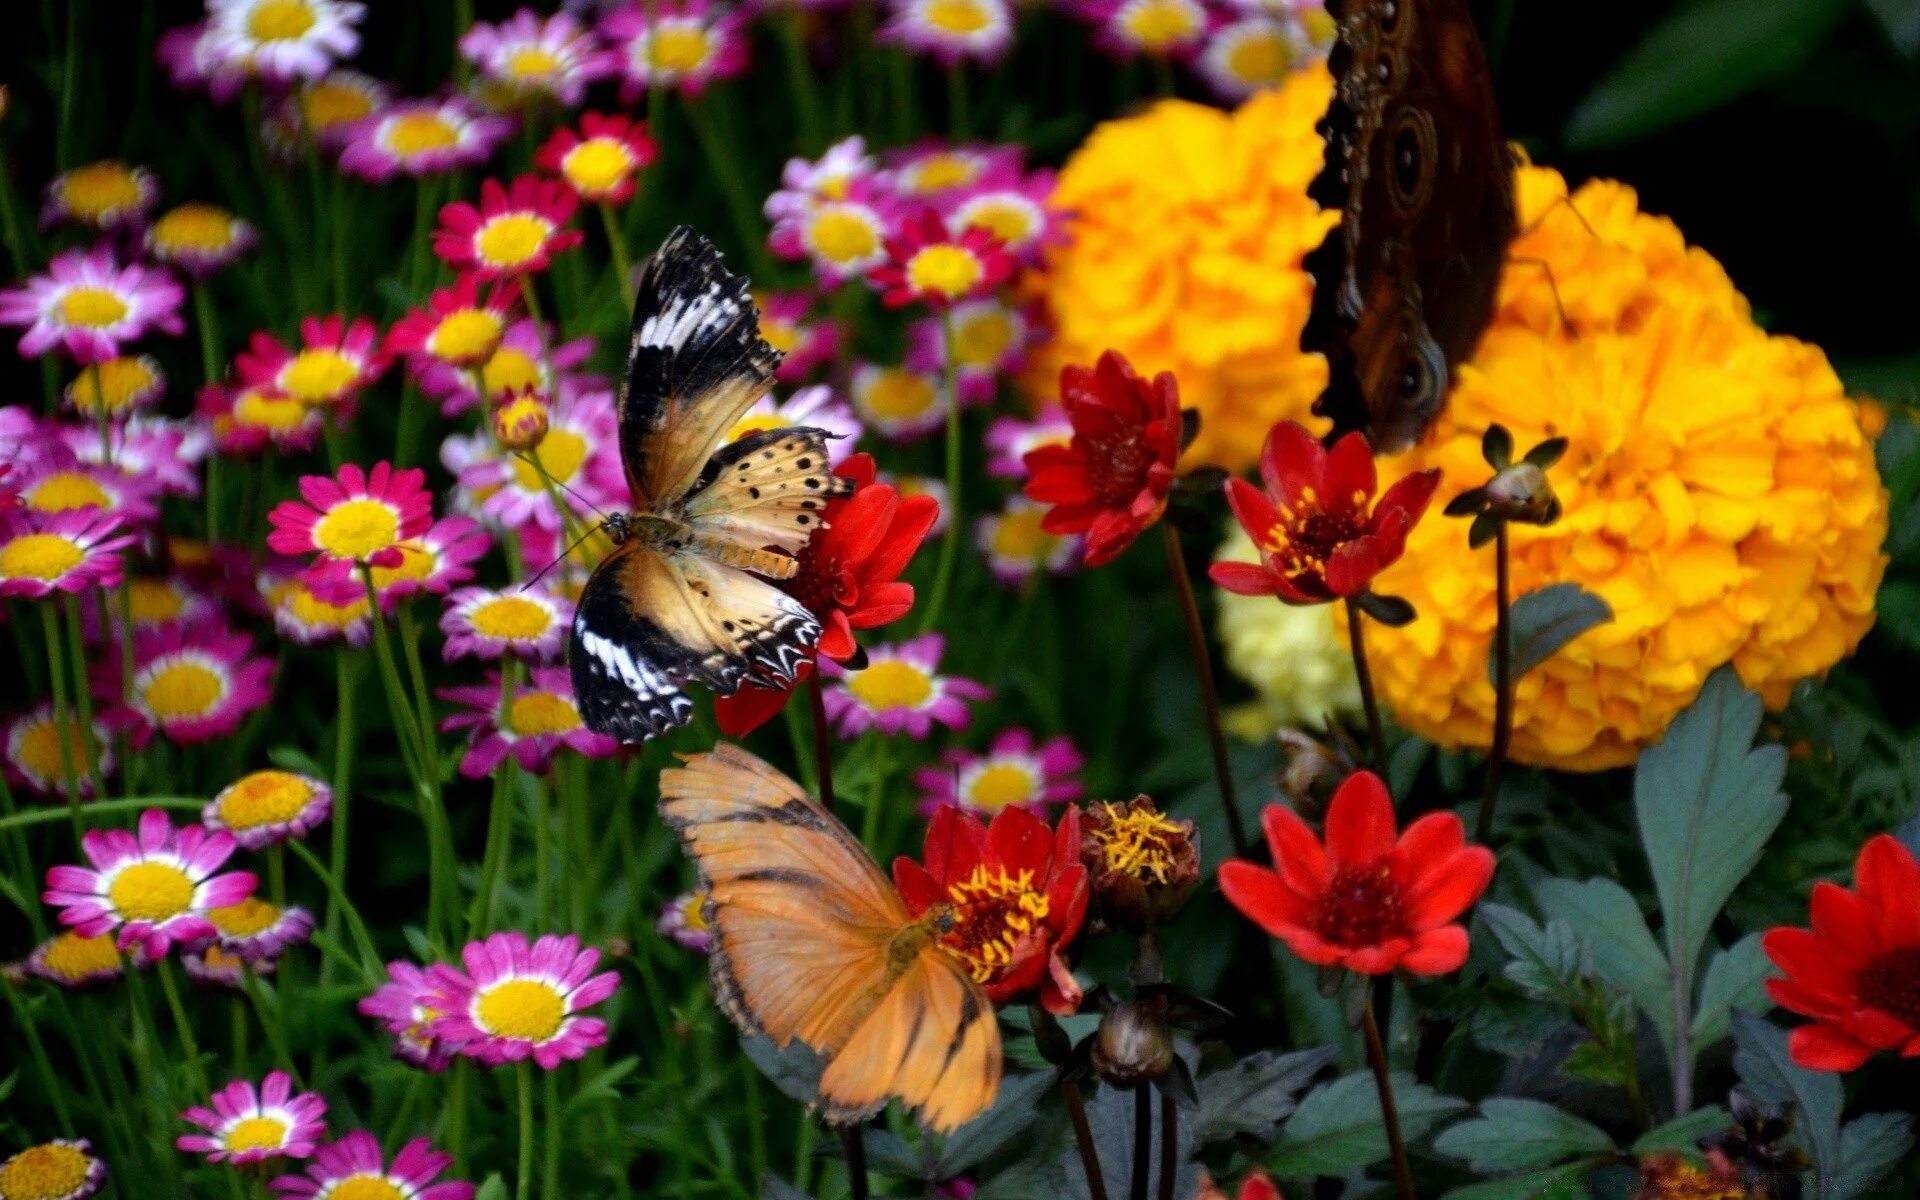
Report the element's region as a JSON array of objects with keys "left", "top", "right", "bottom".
[
  {"left": 682, "top": 426, "right": 853, "bottom": 556},
  {"left": 1305, "top": 0, "right": 1515, "bottom": 452},
  {"left": 570, "top": 544, "right": 820, "bottom": 742},
  {"left": 660, "top": 745, "right": 1002, "bottom": 1133},
  {"left": 619, "top": 226, "right": 783, "bottom": 508}
]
